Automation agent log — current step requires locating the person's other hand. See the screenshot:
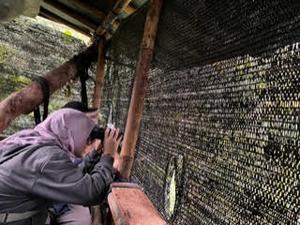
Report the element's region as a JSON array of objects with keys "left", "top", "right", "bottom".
[
  {"left": 93, "top": 139, "right": 102, "bottom": 153},
  {"left": 103, "top": 128, "right": 122, "bottom": 157},
  {"left": 113, "top": 152, "right": 120, "bottom": 172},
  {"left": 81, "top": 139, "right": 101, "bottom": 157}
]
